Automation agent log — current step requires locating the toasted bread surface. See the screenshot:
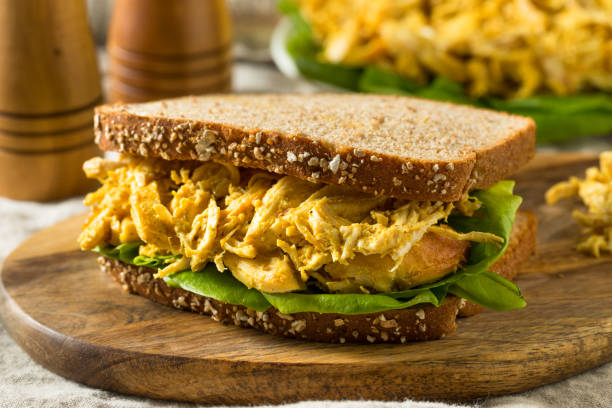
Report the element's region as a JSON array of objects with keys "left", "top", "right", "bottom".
[
  {"left": 94, "top": 94, "right": 535, "bottom": 202},
  {"left": 98, "top": 210, "right": 536, "bottom": 343}
]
